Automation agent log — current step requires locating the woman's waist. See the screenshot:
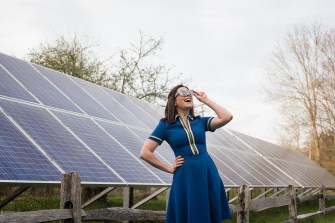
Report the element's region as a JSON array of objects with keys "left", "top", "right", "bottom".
[{"left": 174, "top": 150, "right": 209, "bottom": 159}]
